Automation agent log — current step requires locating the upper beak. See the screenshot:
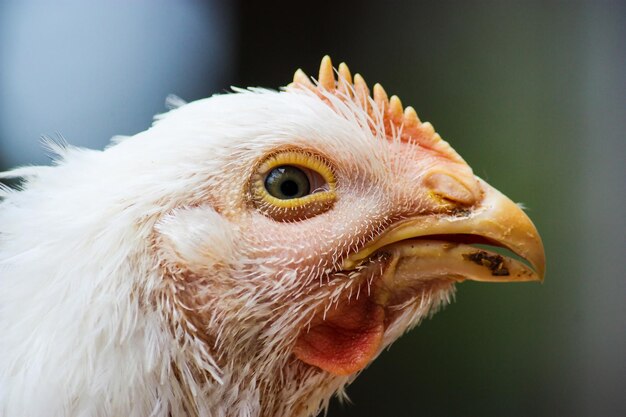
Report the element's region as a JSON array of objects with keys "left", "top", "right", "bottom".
[{"left": 342, "top": 179, "right": 545, "bottom": 283}]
